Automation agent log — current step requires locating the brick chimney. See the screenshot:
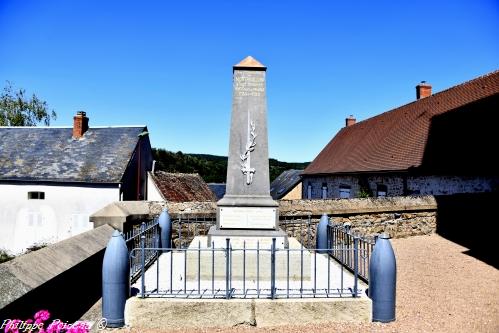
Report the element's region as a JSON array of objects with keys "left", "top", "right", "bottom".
[
  {"left": 345, "top": 115, "right": 356, "bottom": 127},
  {"left": 416, "top": 81, "right": 432, "bottom": 99},
  {"left": 73, "top": 111, "right": 89, "bottom": 139}
]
